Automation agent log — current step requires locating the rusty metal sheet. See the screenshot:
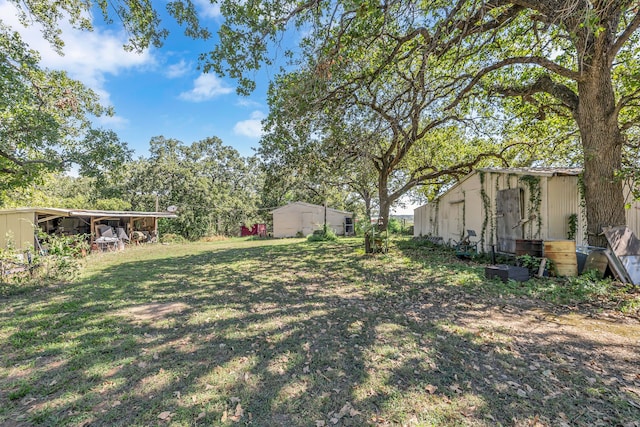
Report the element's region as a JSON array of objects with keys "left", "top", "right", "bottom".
[
  {"left": 602, "top": 226, "right": 640, "bottom": 285},
  {"left": 619, "top": 255, "right": 640, "bottom": 285},
  {"left": 603, "top": 226, "right": 640, "bottom": 256}
]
